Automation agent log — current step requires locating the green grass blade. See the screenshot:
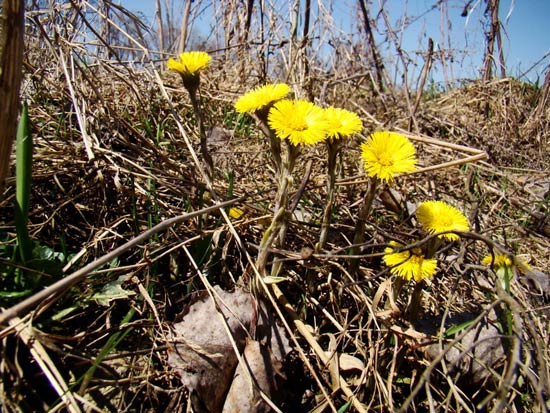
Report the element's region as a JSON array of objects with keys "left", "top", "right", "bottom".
[
  {"left": 15, "top": 101, "right": 33, "bottom": 263},
  {"left": 77, "top": 307, "right": 135, "bottom": 394}
]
